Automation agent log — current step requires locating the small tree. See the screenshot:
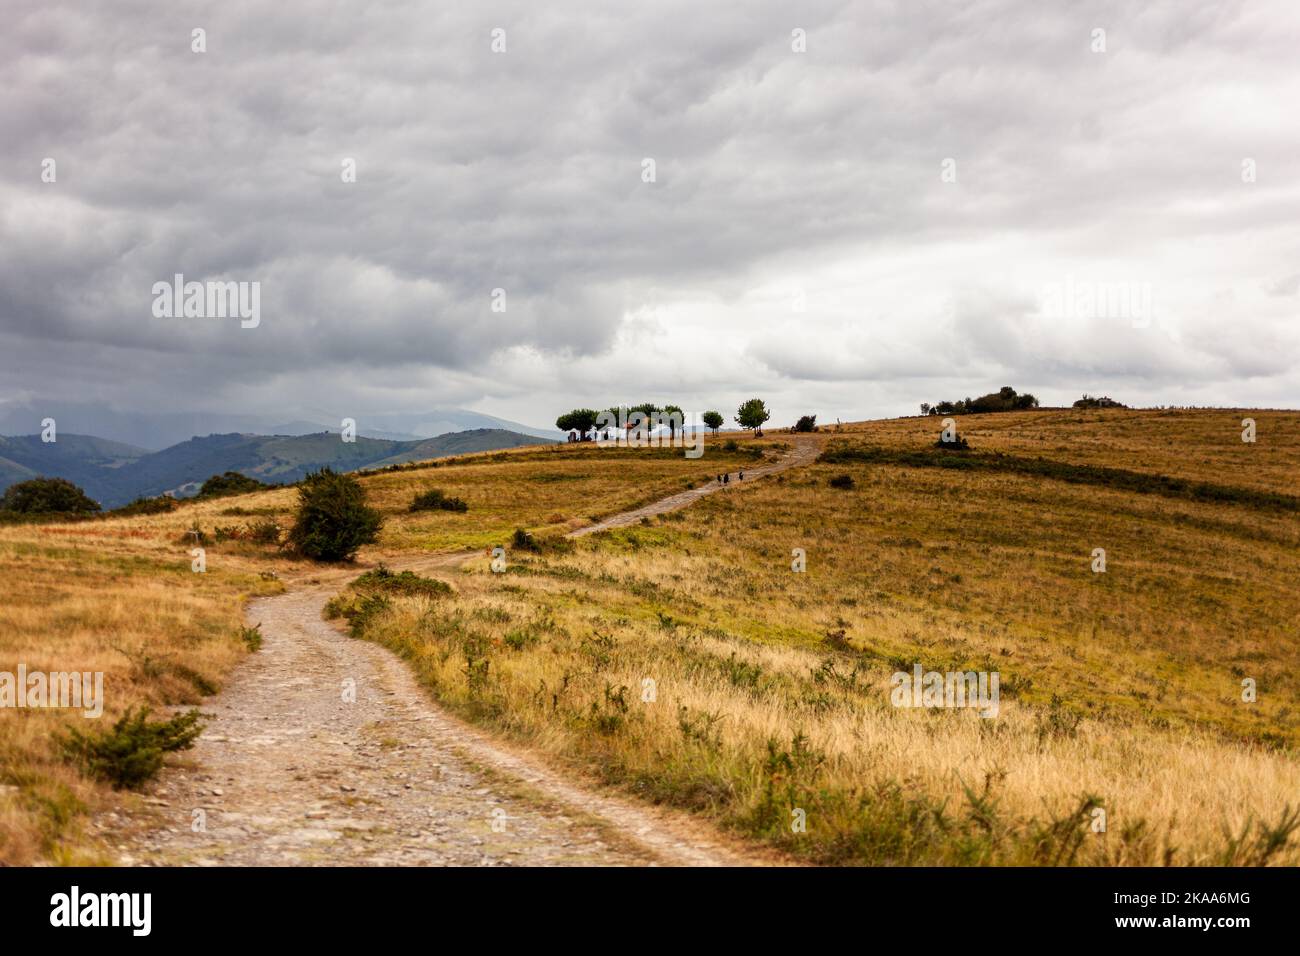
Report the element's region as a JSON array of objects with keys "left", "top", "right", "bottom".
[
  {"left": 660, "top": 404, "right": 684, "bottom": 441},
  {"left": 555, "top": 409, "right": 600, "bottom": 440},
  {"left": 287, "top": 468, "right": 382, "bottom": 562},
  {"left": 702, "top": 410, "right": 724, "bottom": 435},
  {"left": 735, "top": 398, "right": 770, "bottom": 435},
  {"left": 0, "top": 477, "right": 100, "bottom": 514},
  {"left": 793, "top": 415, "right": 817, "bottom": 433}
]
